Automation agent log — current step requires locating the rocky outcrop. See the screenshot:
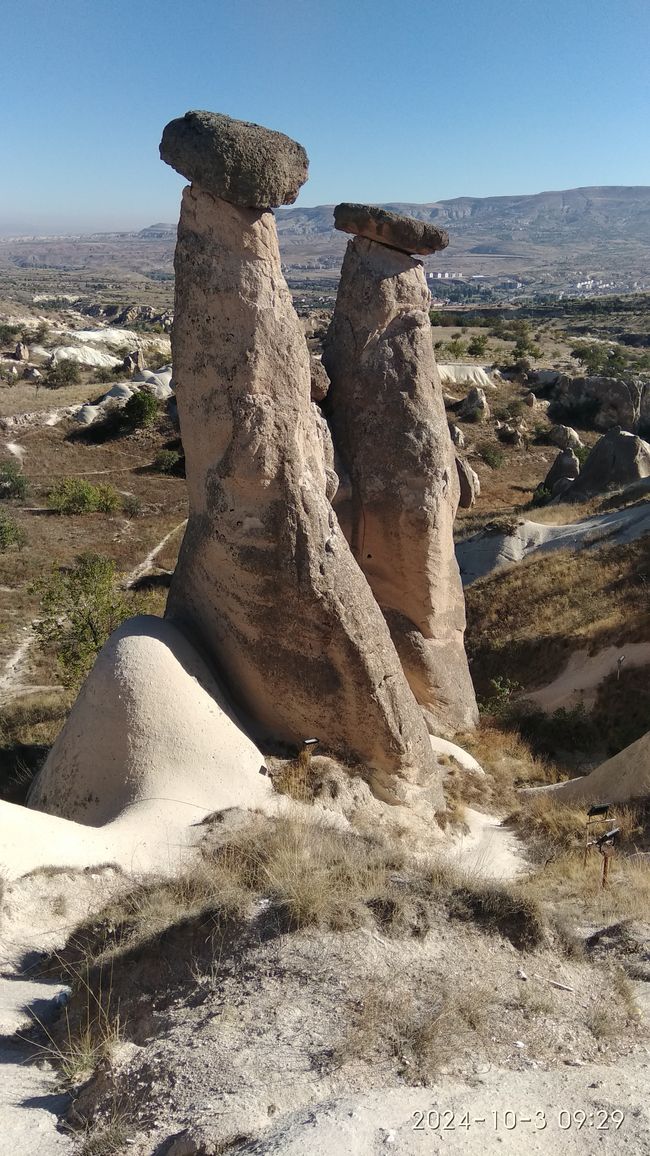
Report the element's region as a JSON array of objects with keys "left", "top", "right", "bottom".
[
  {"left": 310, "top": 355, "right": 330, "bottom": 402},
  {"left": 162, "top": 120, "right": 439, "bottom": 797},
  {"left": 456, "top": 457, "right": 481, "bottom": 508},
  {"left": 448, "top": 422, "right": 465, "bottom": 448},
  {"left": 123, "top": 349, "right": 146, "bottom": 375},
  {"left": 565, "top": 428, "right": 650, "bottom": 499},
  {"left": 539, "top": 449, "right": 580, "bottom": 499},
  {"left": 14, "top": 341, "right": 29, "bottom": 361},
  {"left": 333, "top": 203, "right": 448, "bottom": 255},
  {"left": 458, "top": 386, "right": 490, "bottom": 423},
  {"left": 160, "top": 110, "right": 308, "bottom": 208},
  {"left": 29, "top": 616, "right": 272, "bottom": 825},
  {"left": 323, "top": 231, "right": 478, "bottom": 735},
  {"left": 551, "top": 374, "right": 649, "bottom": 434},
  {"left": 549, "top": 424, "right": 583, "bottom": 451},
  {"left": 537, "top": 730, "right": 650, "bottom": 806}
]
